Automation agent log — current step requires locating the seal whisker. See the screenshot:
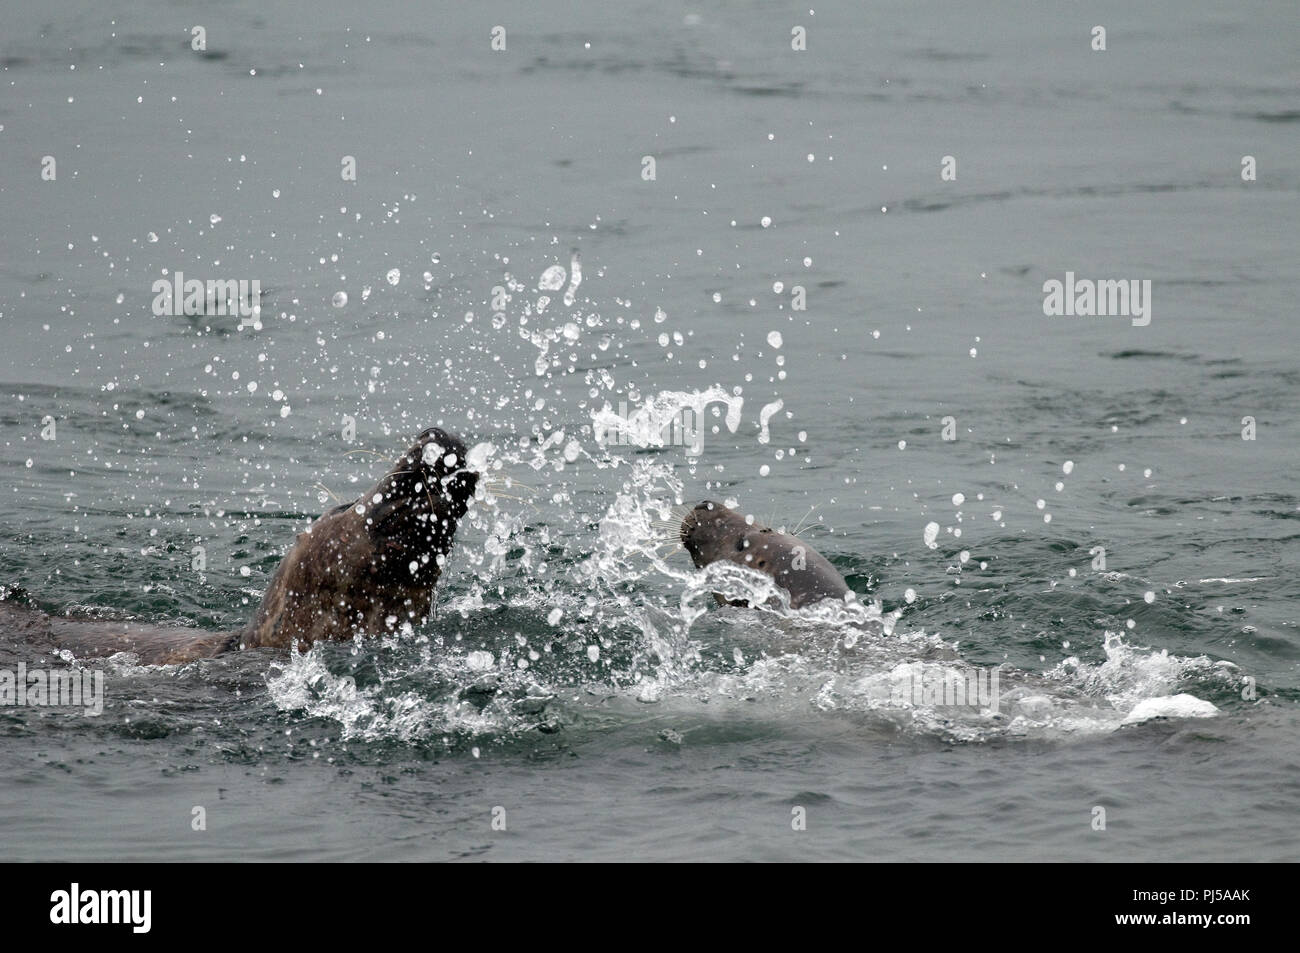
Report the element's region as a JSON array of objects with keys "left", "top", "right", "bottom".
[
  {"left": 482, "top": 491, "right": 530, "bottom": 504},
  {"left": 647, "top": 538, "right": 683, "bottom": 557},
  {"left": 484, "top": 476, "right": 538, "bottom": 491},
  {"left": 790, "top": 504, "right": 818, "bottom": 537},
  {"left": 314, "top": 483, "right": 344, "bottom": 504},
  {"left": 654, "top": 503, "right": 693, "bottom": 529},
  {"left": 477, "top": 489, "right": 541, "bottom": 513},
  {"left": 482, "top": 478, "right": 538, "bottom": 498},
  {"left": 790, "top": 522, "right": 825, "bottom": 538}
]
